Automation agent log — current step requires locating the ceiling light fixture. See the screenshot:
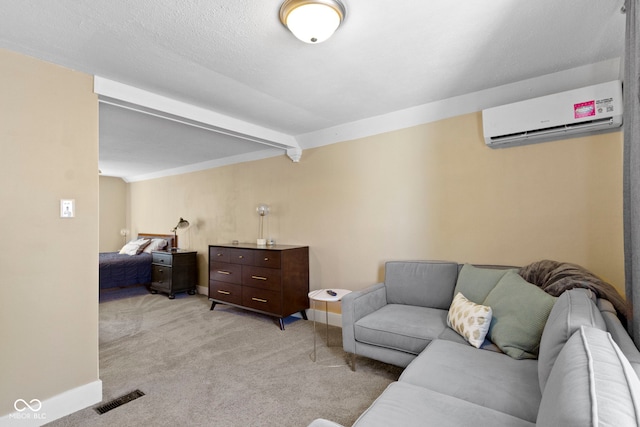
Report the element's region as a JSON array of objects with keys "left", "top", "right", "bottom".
[{"left": 279, "top": 0, "right": 346, "bottom": 44}]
